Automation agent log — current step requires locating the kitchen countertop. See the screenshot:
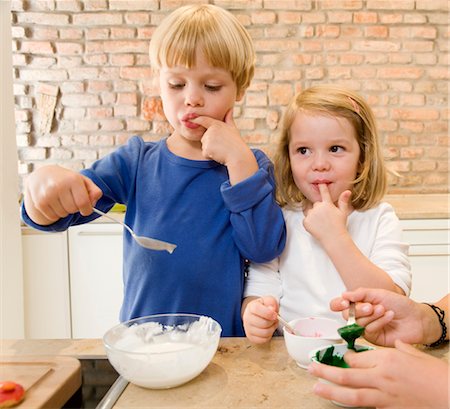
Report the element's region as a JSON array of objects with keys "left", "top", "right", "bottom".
[
  {"left": 1, "top": 338, "right": 448, "bottom": 409},
  {"left": 19, "top": 194, "right": 449, "bottom": 228},
  {"left": 384, "top": 193, "right": 448, "bottom": 219},
  {"left": 95, "top": 194, "right": 449, "bottom": 222}
]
